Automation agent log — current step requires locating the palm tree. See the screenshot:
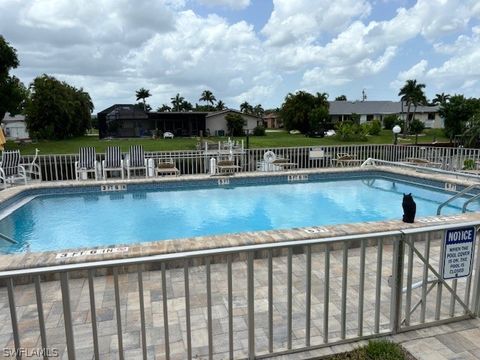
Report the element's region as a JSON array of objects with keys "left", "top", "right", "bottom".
[
  {"left": 432, "top": 92, "right": 450, "bottom": 105},
  {"left": 253, "top": 104, "right": 265, "bottom": 117},
  {"left": 240, "top": 101, "right": 253, "bottom": 114},
  {"left": 157, "top": 104, "right": 171, "bottom": 112},
  {"left": 199, "top": 90, "right": 216, "bottom": 106},
  {"left": 171, "top": 93, "right": 184, "bottom": 111},
  {"left": 135, "top": 88, "right": 151, "bottom": 112},
  {"left": 216, "top": 100, "right": 226, "bottom": 110},
  {"left": 398, "top": 79, "right": 426, "bottom": 135}
]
